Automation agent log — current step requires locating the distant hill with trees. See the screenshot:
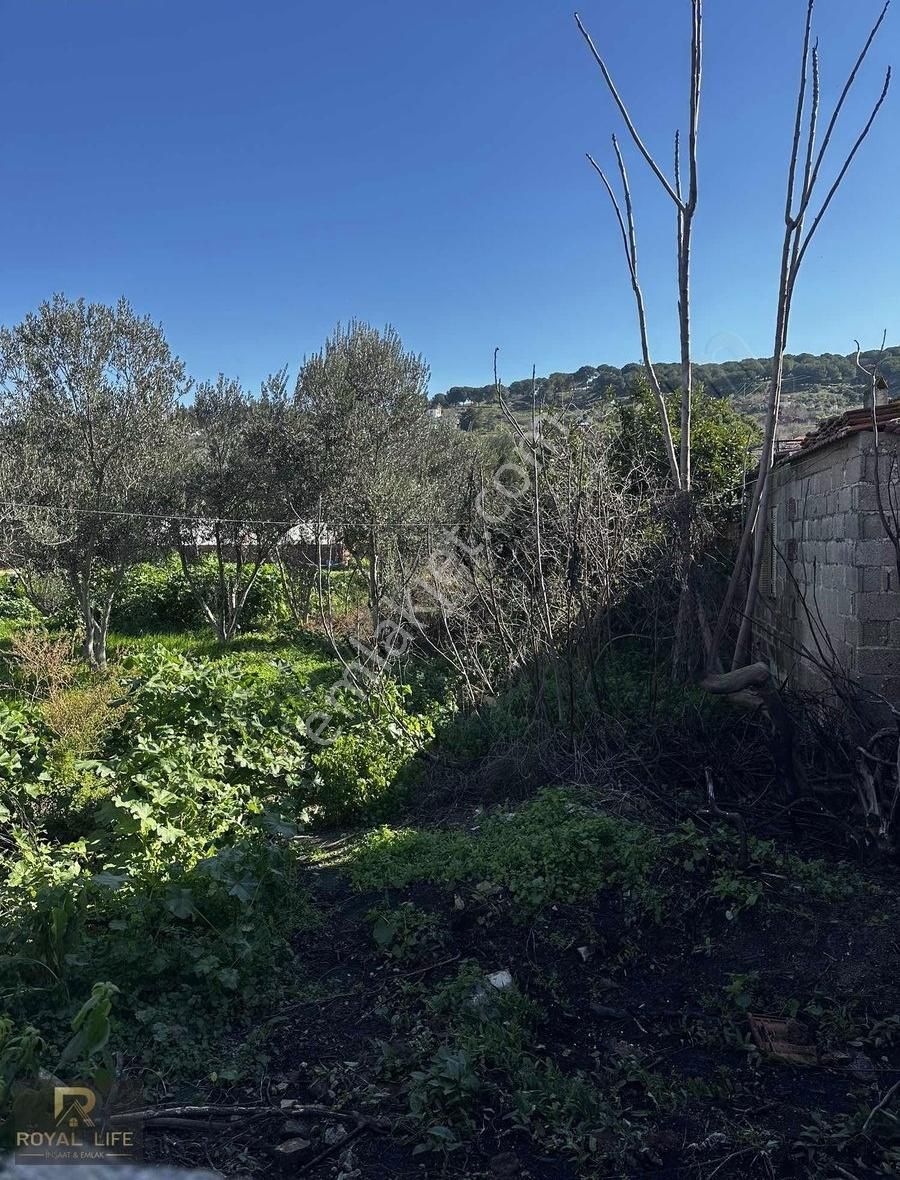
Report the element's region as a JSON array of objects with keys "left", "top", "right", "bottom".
[{"left": 435, "top": 346, "right": 900, "bottom": 437}]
